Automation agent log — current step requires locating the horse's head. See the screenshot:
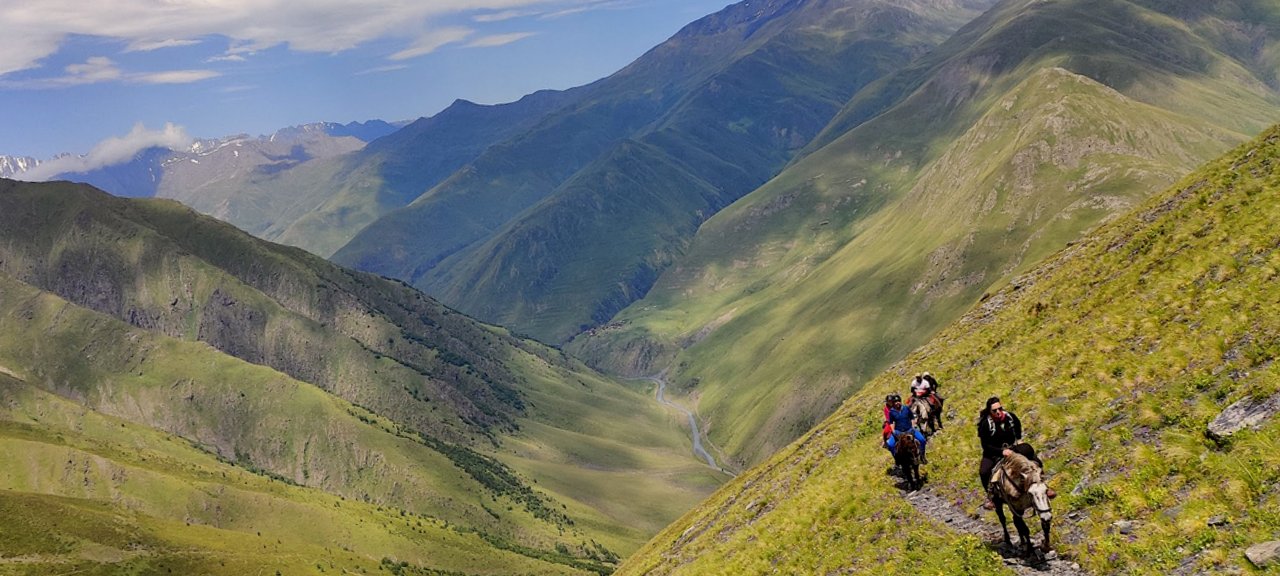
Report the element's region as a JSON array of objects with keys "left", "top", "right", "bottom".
[{"left": 1017, "top": 458, "right": 1052, "bottom": 522}]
